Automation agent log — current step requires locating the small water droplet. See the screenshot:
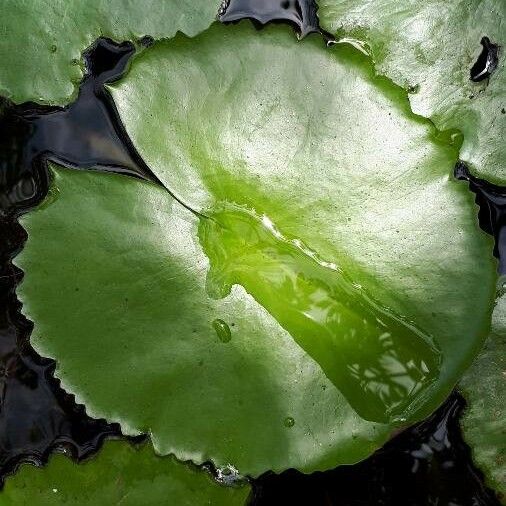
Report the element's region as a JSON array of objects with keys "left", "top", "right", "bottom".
[
  {"left": 212, "top": 318, "right": 232, "bottom": 343},
  {"left": 407, "top": 84, "right": 420, "bottom": 94},
  {"left": 50, "top": 44, "right": 57, "bottom": 53},
  {"left": 284, "top": 416, "right": 295, "bottom": 428}
]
